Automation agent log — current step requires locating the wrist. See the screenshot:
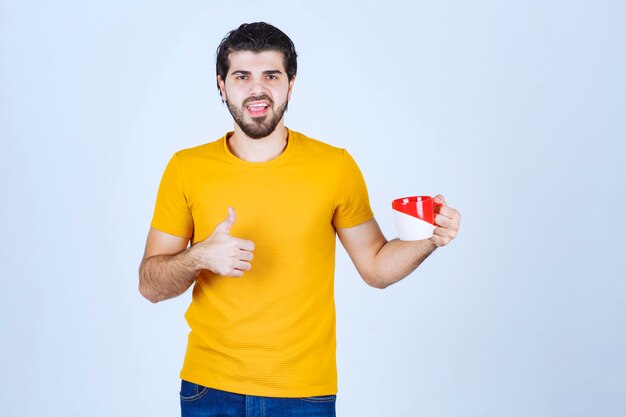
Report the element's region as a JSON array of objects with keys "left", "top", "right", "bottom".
[
  {"left": 185, "top": 244, "right": 205, "bottom": 273},
  {"left": 426, "top": 237, "right": 439, "bottom": 250}
]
